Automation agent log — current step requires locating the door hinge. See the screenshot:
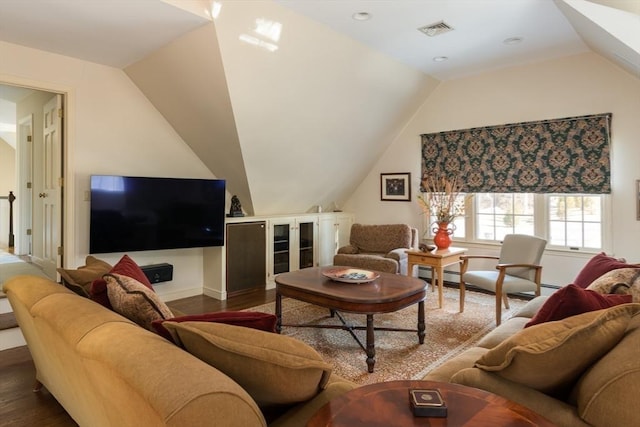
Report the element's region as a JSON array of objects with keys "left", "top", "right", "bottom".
[
  {"left": 26, "top": 229, "right": 32, "bottom": 236},
  {"left": 58, "top": 246, "right": 63, "bottom": 256},
  {"left": 27, "top": 135, "right": 32, "bottom": 142},
  {"left": 58, "top": 177, "right": 64, "bottom": 187},
  {"left": 58, "top": 108, "right": 63, "bottom": 118},
  {"left": 26, "top": 182, "right": 32, "bottom": 189}
]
